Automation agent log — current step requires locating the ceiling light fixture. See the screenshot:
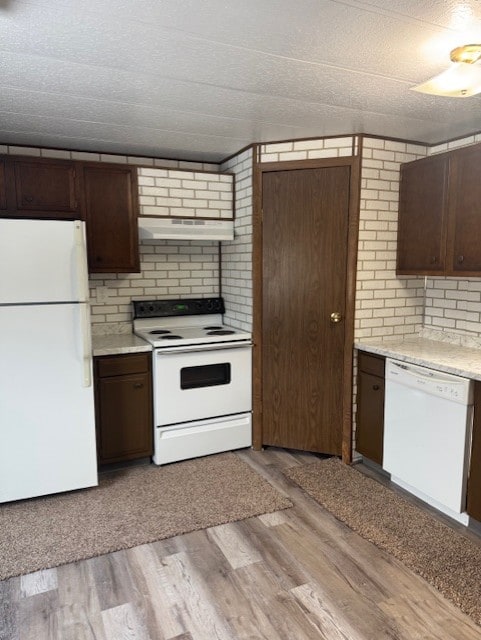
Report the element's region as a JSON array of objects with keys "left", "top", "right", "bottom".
[{"left": 411, "top": 44, "right": 481, "bottom": 97}]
